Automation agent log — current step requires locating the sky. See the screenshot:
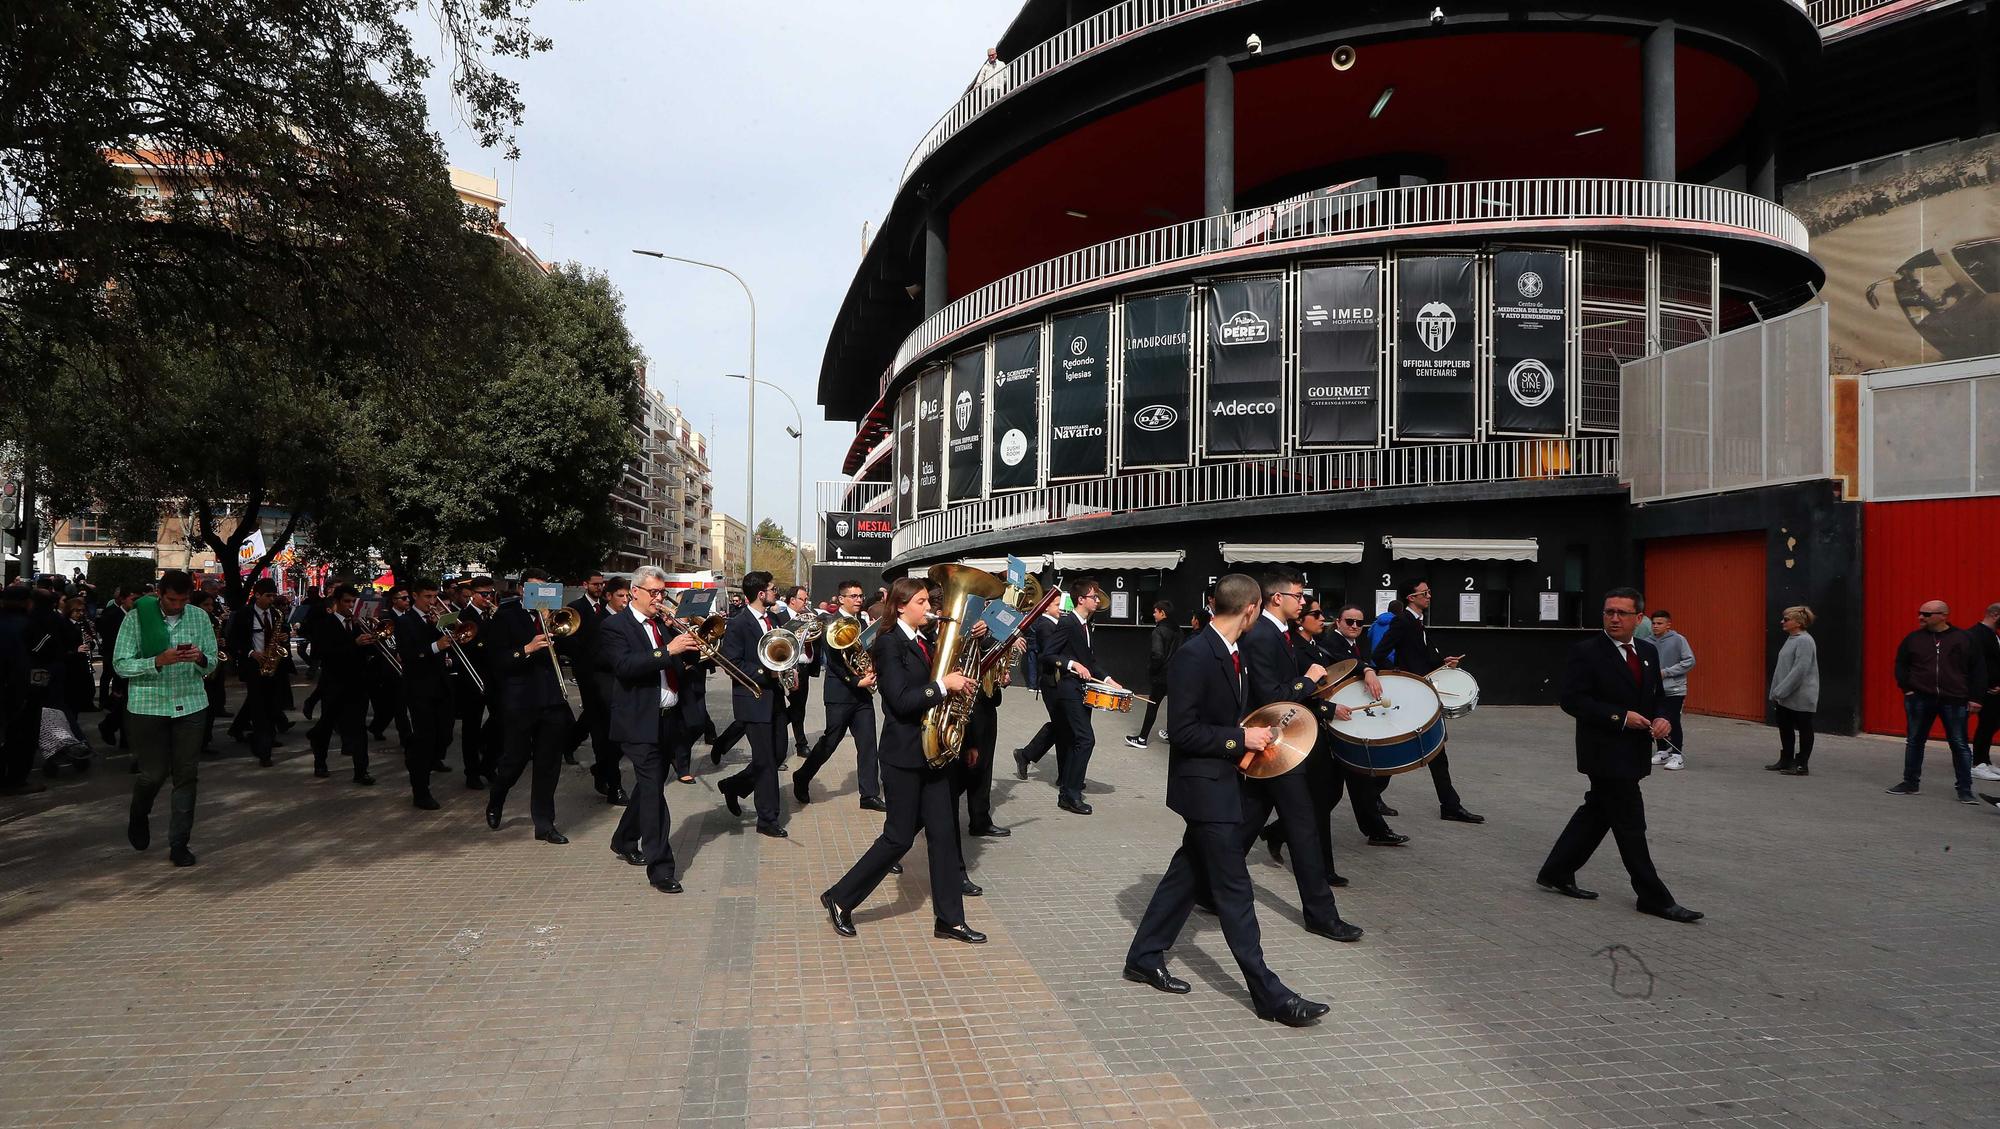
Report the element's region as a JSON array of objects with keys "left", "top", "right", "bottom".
[{"left": 418, "top": 1, "right": 1011, "bottom": 548}]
